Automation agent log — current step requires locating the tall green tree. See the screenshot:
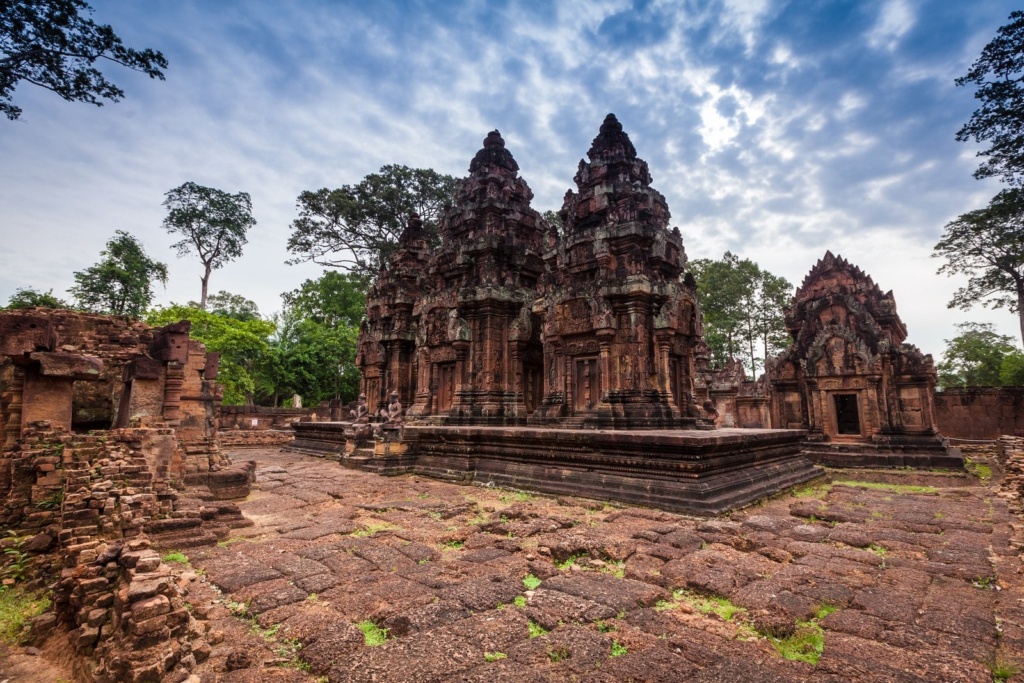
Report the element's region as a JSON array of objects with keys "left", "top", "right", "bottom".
[
  {"left": 689, "top": 252, "right": 791, "bottom": 378},
  {"left": 937, "top": 322, "right": 1024, "bottom": 388},
  {"left": 161, "top": 182, "right": 256, "bottom": 310},
  {"left": 0, "top": 0, "right": 167, "bottom": 121},
  {"left": 286, "top": 165, "right": 457, "bottom": 279},
  {"left": 956, "top": 11, "right": 1024, "bottom": 186},
  {"left": 4, "top": 287, "right": 68, "bottom": 309},
  {"left": 69, "top": 230, "right": 167, "bottom": 318},
  {"left": 146, "top": 304, "right": 275, "bottom": 405},
  {"left": 933, "top": 188, "right": 1024, "bottom": 345}
]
